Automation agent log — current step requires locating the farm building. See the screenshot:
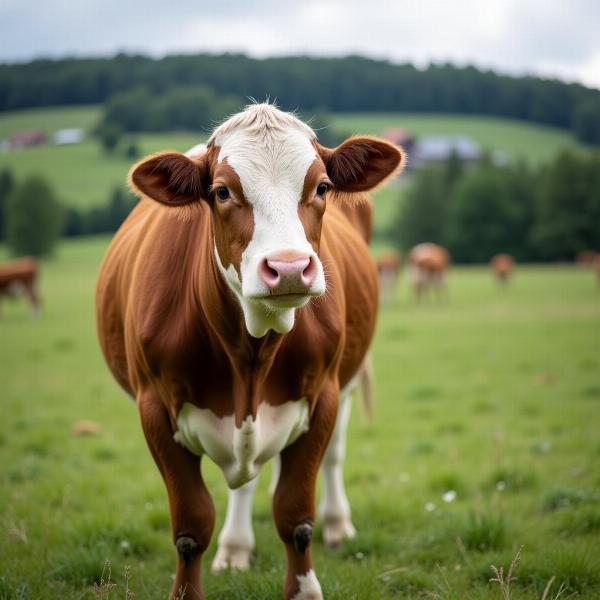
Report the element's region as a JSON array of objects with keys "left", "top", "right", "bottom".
[
  {"left": 53, "top": 128, "right": 85, "bottom": 145},
  {"left": 410, "top": 135, "right": 481, "bottom": 168},
  {"left": 381, "top": 127, "right": 416, "bottom": 155},
  {"left": 10, "top": 130, "right": 47, "bottom": 149}
]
